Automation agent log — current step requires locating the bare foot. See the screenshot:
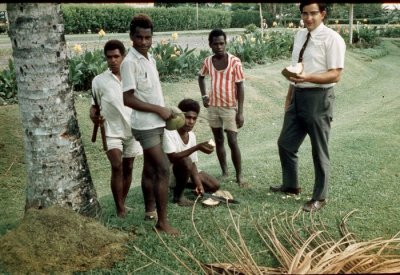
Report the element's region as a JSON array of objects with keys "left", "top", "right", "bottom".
[
  {"left": 218, "top": 173, "right": 229, "bottom": 181},
  {"left": 155, "top": 222, "right": 179, "bottom": 236},
  {"left": 237, "top": 177, "right": 248, "bottom": 188},
  {"left": 117, "top": 209, "right": 127, "bottom": 218}
]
